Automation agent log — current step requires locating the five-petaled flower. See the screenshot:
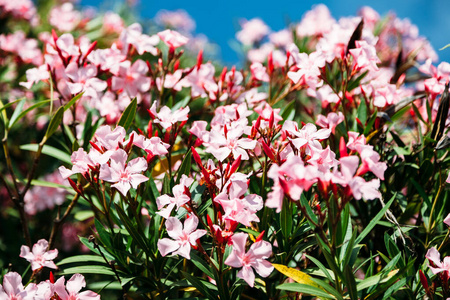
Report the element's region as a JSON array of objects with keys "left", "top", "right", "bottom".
[
  {"left": 99, "top": 149, "right": 149, "bottom": 196},
  {"left": 20, "top": 239, "right": 58, "bottom": 271},
  {"left": 157, "top": 215, "right": 207, "bottom": 259},
  {"left": 224, "top": 232, "right": 274, "bottom": 287}
]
